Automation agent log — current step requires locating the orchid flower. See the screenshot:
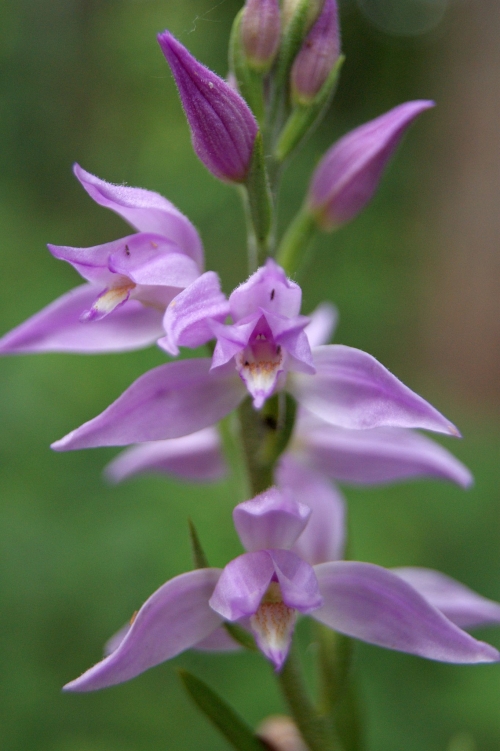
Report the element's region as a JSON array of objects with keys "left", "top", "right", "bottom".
[
  {"left": 52, "top": 260, "right": 462, "bottom": 452},
  {"left": 0, "top": 165, "right": 225, "bottom": 354},
  {"left": 63, "top": 487, "right": 500, "bottom": 693},
  {"left": 107, "top": 299, "right": 471, "bottom": 489}
]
